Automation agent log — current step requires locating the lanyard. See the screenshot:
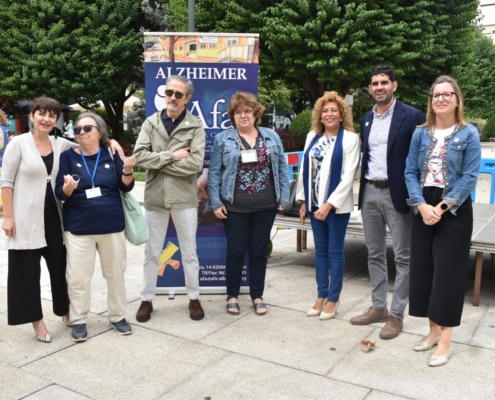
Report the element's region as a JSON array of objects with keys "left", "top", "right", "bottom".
[{"left": 80, "top": 147, "right": 101, "bottom": 188}]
